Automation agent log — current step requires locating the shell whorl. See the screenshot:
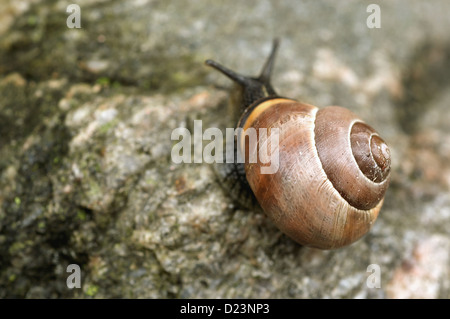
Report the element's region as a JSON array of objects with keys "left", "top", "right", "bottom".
[{"left": 314, "top": 106, "right": 390, "bottom": 211}]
